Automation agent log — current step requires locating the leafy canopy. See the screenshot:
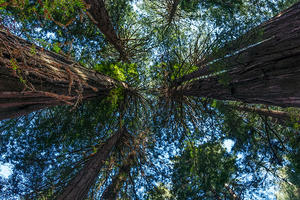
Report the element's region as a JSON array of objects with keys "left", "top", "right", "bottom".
[{"left": 0, "top": 0, "right": 299, "bottom": 199}]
